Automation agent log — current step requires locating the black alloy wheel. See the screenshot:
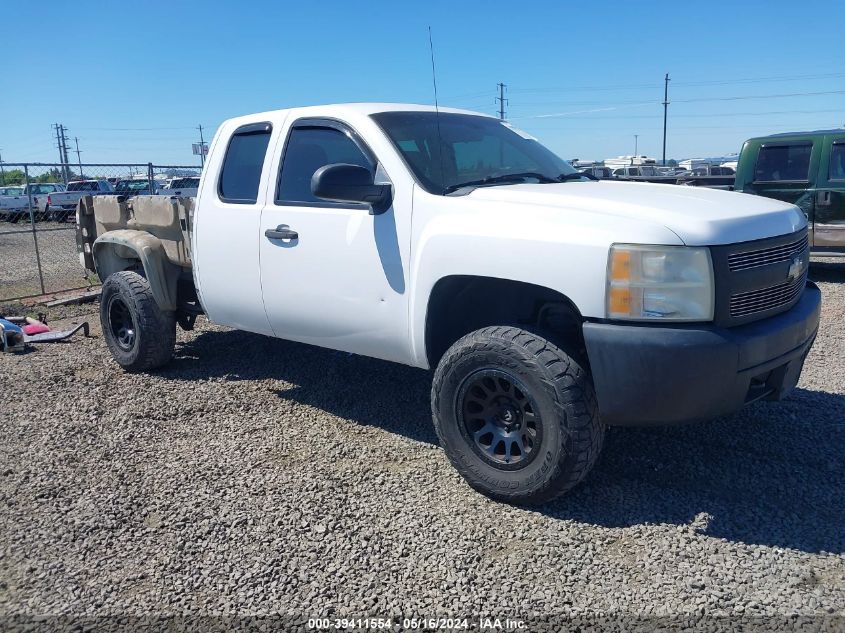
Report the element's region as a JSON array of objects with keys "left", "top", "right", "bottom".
[
  {"left": 107, "top": 295, "right": 136, "bottom": 351},
  {"left": 457, "top": 369, "right": 542, "bottom": 469}
]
